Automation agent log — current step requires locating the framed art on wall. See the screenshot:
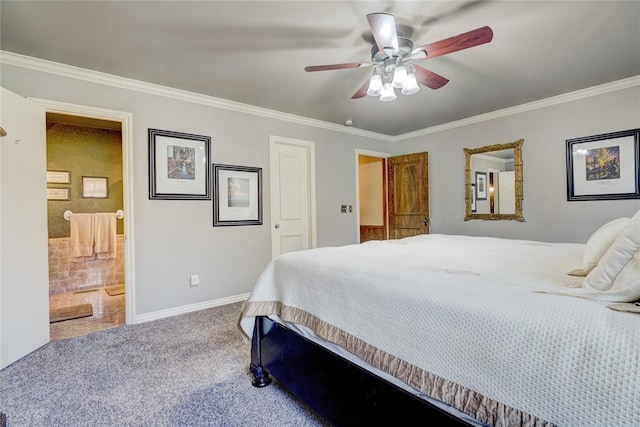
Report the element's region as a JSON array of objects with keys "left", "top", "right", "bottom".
[
  {"left": 471, "top": 183, "right": 477, "bottom": 213},
  {"left": 148, "top": 128, "right": 211, "bottom": 200},
  {"left": 213, "top": 164, "right": 262, "bottom": 226},
  {"left": 566, "top": 128, "right": 640, "bottom": 201},
  {"left": 82, "top": 176, "right": 108, "bottom": 198},
  {"left": 46, "top": 170, "right": 70, "bottom": 184},
  {"left": 47, "top": 188, "right": 70, "bottom": 200},
  {"left": 475, "top": 171, "right": 487, "bottom": 200}
]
